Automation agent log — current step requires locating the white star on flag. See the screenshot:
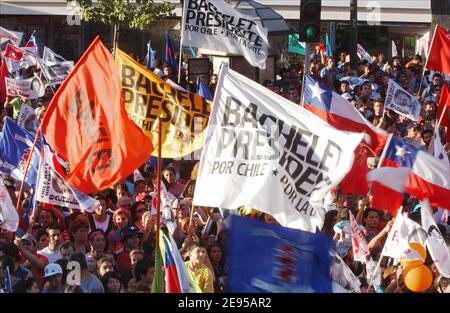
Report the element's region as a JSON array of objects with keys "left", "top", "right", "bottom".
[
  {"left": 395, "top": 145, "right": 410, "bottom": 159},
  {"left": 309, "top": 82, "right": 327, "bottom": 101}
]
